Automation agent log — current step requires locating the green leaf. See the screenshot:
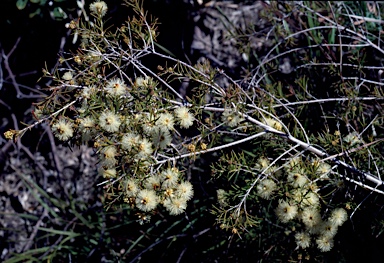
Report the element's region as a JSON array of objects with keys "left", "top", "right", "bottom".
[
  {"left": 30, "top": 0, "right": 40, "bottom": 3},
  {"left": 16, "top": 0, "right": 28, "bottom": 10},
  {"left": 154, "top": 42, "right": 176, "bottom": 58},
  {"left": 328, "top": 27, "right": 336, "bottom": 45},
  {"left": 0, "top": 211, "right": 39, "bottom": 221},
  {"left": 38, "top": 227, "right": 80, "bottom": 237},
  {"left": 89, "top": 239, "right": 98, "bottom": 245},
  {"left": 242, "top": 149, "right": 257, "bottom": 158},
  {"left": 14, "top": 170, "right": 62, "bottom": 218},
  {"left": 29, "top": 8, "right": 41, "bottom": 18},
  {"left": 3, "top": 247, "right": 49, "bottom": 263},
  {"left": 51, "top": 7, "right": 67, "bottom": 20},
  {"left": 70, "top": 201, "right": 95, "bottom": 229}
]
